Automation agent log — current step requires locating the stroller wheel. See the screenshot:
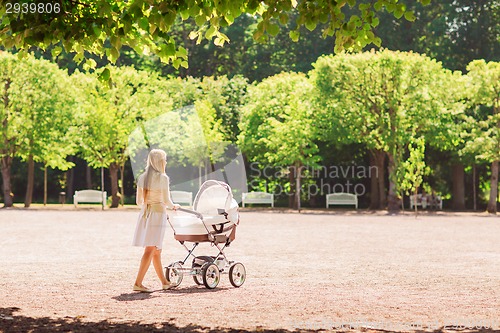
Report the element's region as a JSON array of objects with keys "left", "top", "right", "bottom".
[
  {"left": 166, "top": 261, "right": 183, "bottom": 287},
  {"left": 193, "top": 275, "right": 203, "bottom": 285},
  {"left": 192, "top": 256, "right": 213, "bottom": 285},
  {"left": 229, "top": 262, "right": 246, "bottom": 287},
  {"left": 201, "top": 263, "right": 220, "bottom": 289}
]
